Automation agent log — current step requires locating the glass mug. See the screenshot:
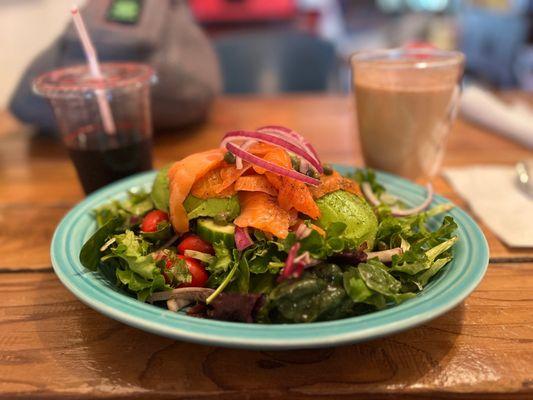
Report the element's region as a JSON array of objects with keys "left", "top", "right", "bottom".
[{"left": 351, "top": 48, "right": 464, "bottom": 180}]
